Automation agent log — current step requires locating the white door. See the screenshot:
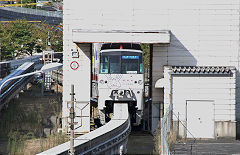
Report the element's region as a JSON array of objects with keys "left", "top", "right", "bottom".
[{"left": 186, "top": 100, "right": 214, "bottom": 138}]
